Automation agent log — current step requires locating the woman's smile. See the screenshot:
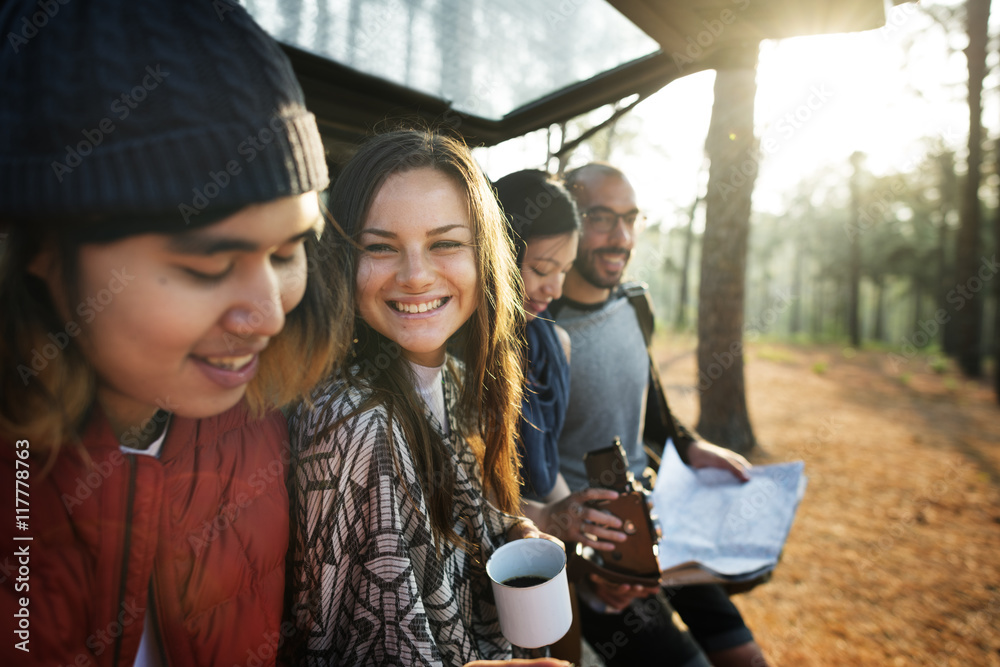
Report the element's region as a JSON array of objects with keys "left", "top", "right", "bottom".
[{"left": 389, "top": 296, "right": 450, "bottom": 314}]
